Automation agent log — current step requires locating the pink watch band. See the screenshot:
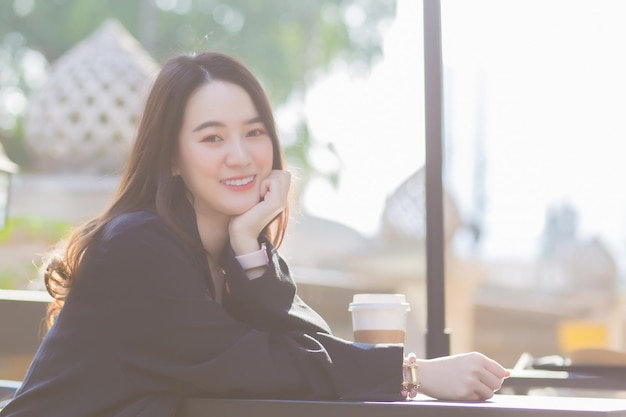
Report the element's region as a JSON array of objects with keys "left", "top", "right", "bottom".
[{"left": 235, "top": 243, "right": 269, "bottom": 270}]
